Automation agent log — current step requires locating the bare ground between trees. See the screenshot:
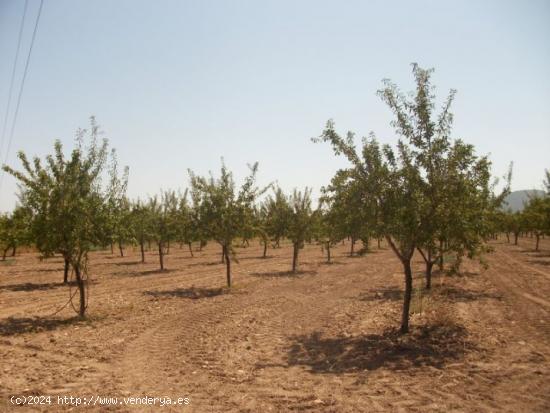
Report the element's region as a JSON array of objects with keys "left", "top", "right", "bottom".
[{"left": 0, "top": 239, "right": 549, "bottom": 412}]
